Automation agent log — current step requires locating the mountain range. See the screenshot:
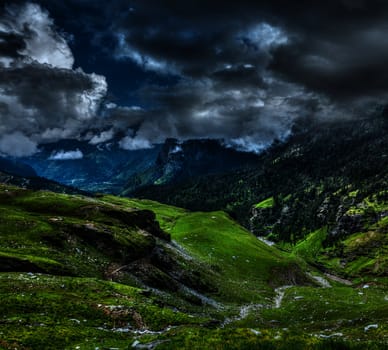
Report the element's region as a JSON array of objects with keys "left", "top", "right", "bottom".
[
  {"left": 7, "top": 138, "right": 259, "bottom": 194},
  {"left": 0, "top": 110, "right": 387, "bottom": 349}
]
